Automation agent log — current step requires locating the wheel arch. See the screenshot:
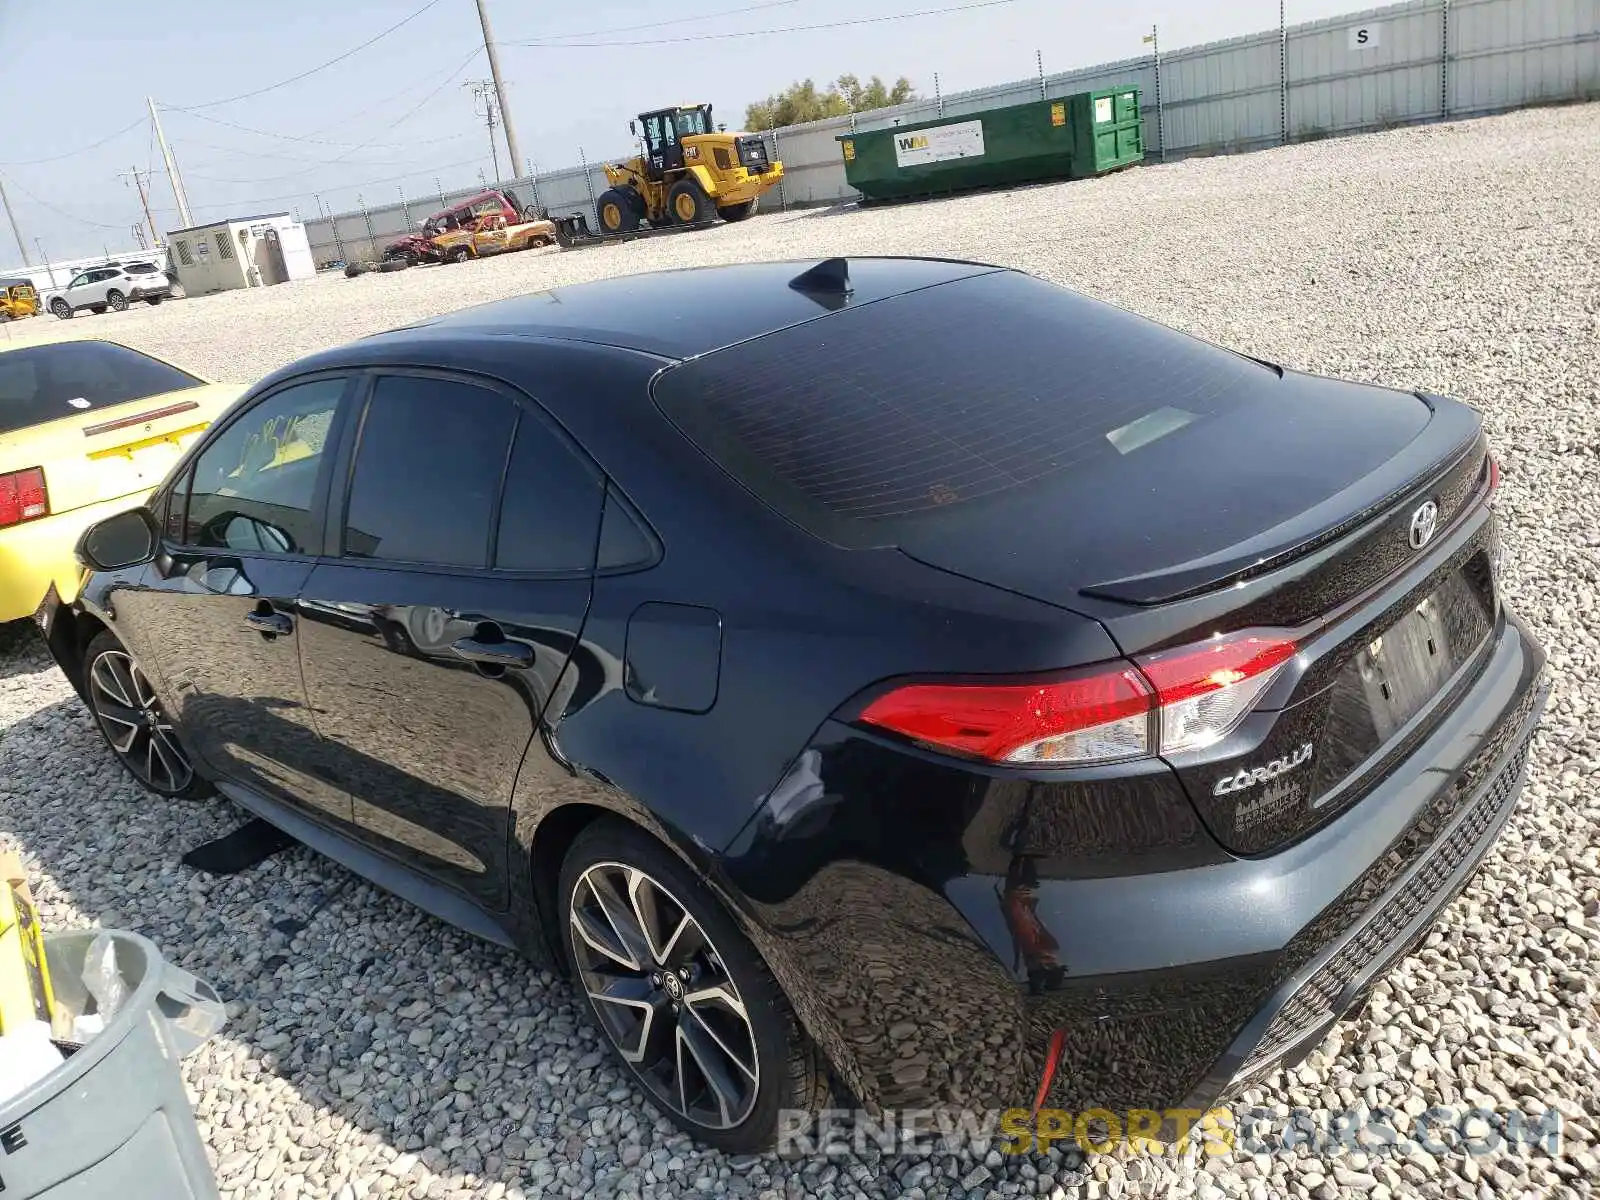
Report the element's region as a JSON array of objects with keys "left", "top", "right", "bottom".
[
  {"left": 517, "top": 790, "right": 859, "bottom": 1106},
  {"left": 43, "top": 604, "right": 108, "bottom": 704},
  {"left": 521, "top": 795, "right": 722, "bottom": 967},
  {"left": 685, "top": 164, "right": 720, "bottom": 200}
]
